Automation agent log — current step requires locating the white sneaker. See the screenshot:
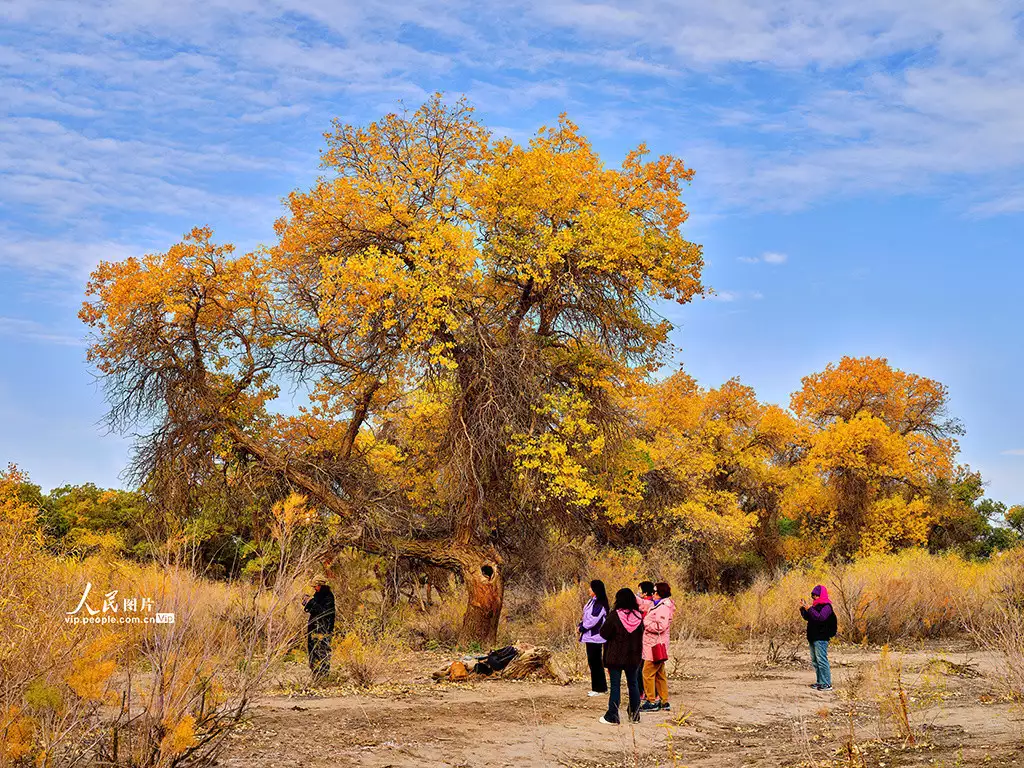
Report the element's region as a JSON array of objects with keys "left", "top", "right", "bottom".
[
  {"left": 599, "top": 715, "right": 618, "bottom": 725},
  {"left": 588, "top": 691, "right": 604, "bottom": 697}
]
